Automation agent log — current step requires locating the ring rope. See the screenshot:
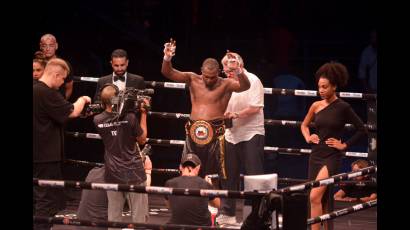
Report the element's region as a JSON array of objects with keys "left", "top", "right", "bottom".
[
  {"left": 307, "top": 199, "right": 377, "bottom": 225},
  {"left": 33, "top": 178, "right": 267, "bottom": 199},
  {"left": 33, "top": 216, "right": 233, "bottom": 230},
  {"left": 206, "top": 174, "right": 376, "bottom": 187},
  {"left": 145, "top": 138, "right": 369, "bottom": 158},
  {"left": 65, "top": 159, "right": 306, "bottom": 184},
  {"left": 65, "top": 132, "right": 369, "bottom": 158},
  {"left": 34, "top": 200, "right": 377, "bottom": 228},
  {"left": 147, "top": 111, "right": 376, "bottom": 131},
  {"left": 72, "top": 76, "right": 377, "bottom": 100},
  {"left": 278, "top": 166, "right": 377, "bottom": 193},
  {"left": 33, "top": 166, "right": 375, "bottom": 198},
  {"left": 65, "top": 159, "right": 179, "bottom": 174},
  {"left": 65, "top": 159, "right": 376, "bottom": 187}
]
